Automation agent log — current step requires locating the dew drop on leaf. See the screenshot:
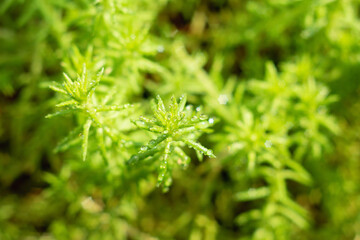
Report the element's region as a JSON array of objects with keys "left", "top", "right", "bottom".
[
  {"left": 199, "top": 115, "right": 207, "bottom": 120},
  {"left": 131, "top": 155, "right": 139, "bottom": 162},
  {"left": 218, "top": 94, "right": 229, "bottom": 105},
  {"left": 264, "top": 140, "right": 272, "bottom": 148},
  {"left": 157, "top": 45, "right": 164, "bottom": 53},
  {"left": 191, "top": 116, "right": 198, "bottom": 121}
]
